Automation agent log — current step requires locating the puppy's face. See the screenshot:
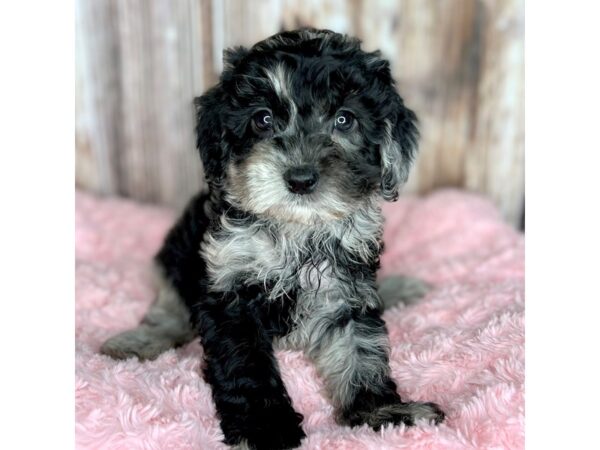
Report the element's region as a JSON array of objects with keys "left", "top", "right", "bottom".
[{"left": 195, "top": 29, "right": 418, "bottom": 224}]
